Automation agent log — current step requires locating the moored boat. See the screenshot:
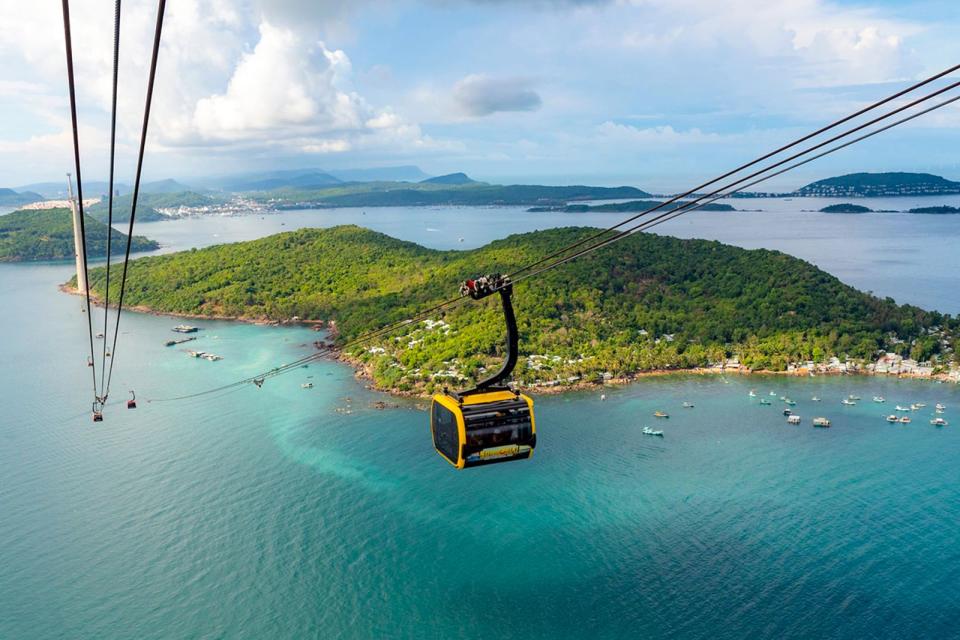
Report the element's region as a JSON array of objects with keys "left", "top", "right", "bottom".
[
  {"left": 784, "top": 399, "right": 796, "bottom": 406},
  {"left": 172, "top": 324, "right": 199, "bottom": 333},
  {"left": 811, "top": 396, "right": 821, "bottom": 402},
  {"left": 895, "top": 405, "right": 911, "bottom": 412},
  {"left": 653, "top": 411, "right": 669, "bottom": 419},
  {"left": 931, "top": 417, "right": 948, "bottom": 426},
  {"left": 841, "top": 399, "right": 856, "bottom": 406},
  {"left": 641, "top": 426, "right": 664, "bottom": 437},
  {"left": 759, "top": 398, "right": 771, "bottom": 405},
  {"left": 787, "top": 415, "right": 801, "bottom": 424},
  {"left": 873, "top": 396, "right": 885, "bottom": 403},
  {"left": 813, "top": 417, "right": 831, "bottom": 428},
  {"left": 886, "top": 415, "right": 898, "bottom": 423},
  {"left": 899, "top": 416, "right": 911, "bottom": 424},
  {"left": 783, "top": 408, "right": 792, "bottom": 416},
  {"left": 682, "top": 402, "right": 694, "bottom": 408},
  {"left": 935, "top": 403, "right": 946, "bottom": 411}
]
